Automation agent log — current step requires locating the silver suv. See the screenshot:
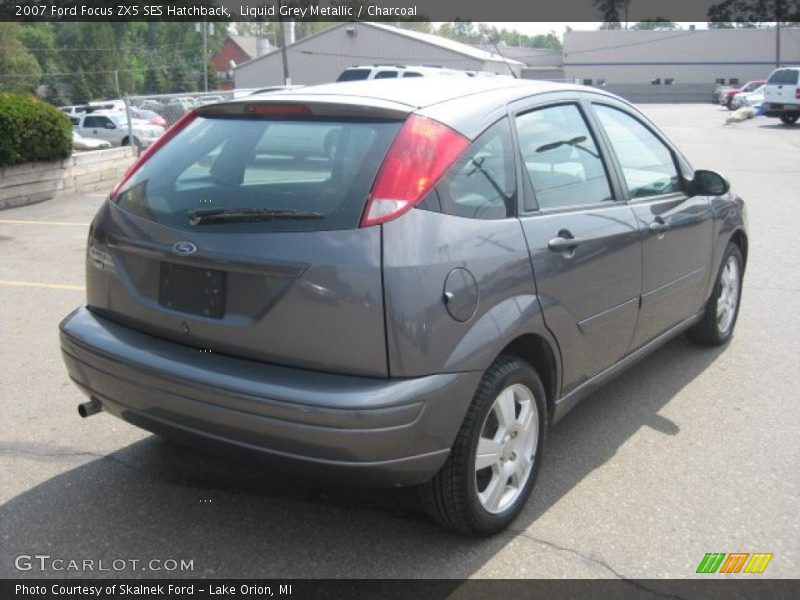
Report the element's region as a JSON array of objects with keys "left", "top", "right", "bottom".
[
  {"left": 336, "top": 64, "right": 477, "bottom": 81},
  {"left": 60, "top": 79, "right": 747, "bottom": 535}
]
